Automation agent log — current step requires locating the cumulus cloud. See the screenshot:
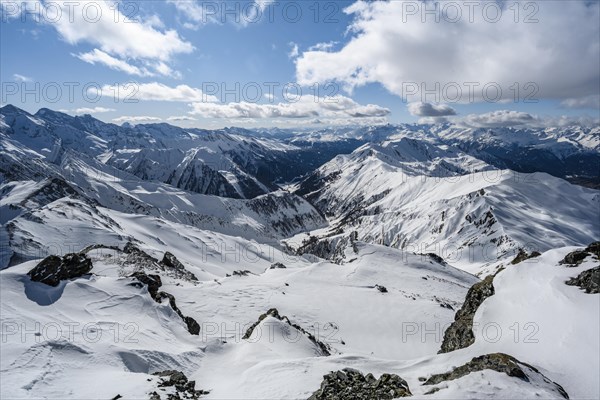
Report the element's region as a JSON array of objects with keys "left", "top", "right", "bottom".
[
  {"left": 188, "top": 95, "right": 390, "bottom": 120},
  {"left": 5, "top": 0, "right": 193, "bottom": 77},
  {"left": 113, "top": 116, "right": 162, "bottom": 124},
  {"left": 407, "top": 102, "right": 456, "bottom": 117},
  {"left": 458, "top": 110, "right": 539, "bottom": 128},
  {"left": 98, "top": 83, "right": 219, "bottom": 103},
  {"left": 296, "top": 0, "right": 600, "bottom": 103},
  {"left": 561, "top": 95, "right": 600, "bottom": 110},
  {"left": 308, "top": 41, "right": 337, "bottom": 52}
]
